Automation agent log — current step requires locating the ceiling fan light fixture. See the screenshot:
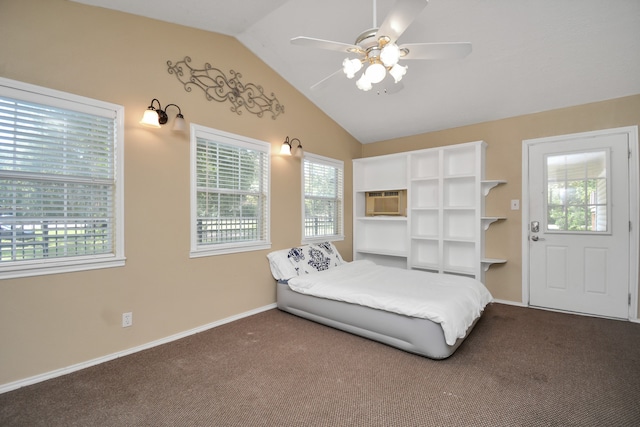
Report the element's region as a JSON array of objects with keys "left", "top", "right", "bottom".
[
  {"left": 356, "top": 74, "right": 373, "bottom": 91},
  {"left": 380, "top": 42, "right": 401, "bottom": 67},
  {"left": 342, "top": 57, "right": 363, "bottom": 79},
  {"left": 389, "top": 63, "right": 408, "bottom": 83},
  {"left": 365, "top": 62, "right": 386, "bottom": 84}
]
